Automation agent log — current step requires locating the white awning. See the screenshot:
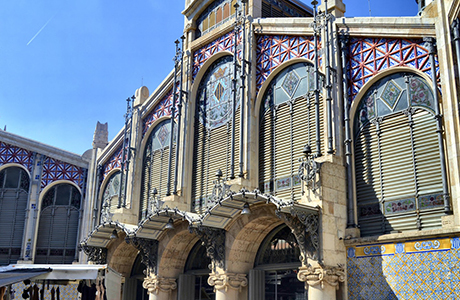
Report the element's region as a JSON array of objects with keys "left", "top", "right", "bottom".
[{"left": 0, "top": 264, "right": 107, "bottom": 287}]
